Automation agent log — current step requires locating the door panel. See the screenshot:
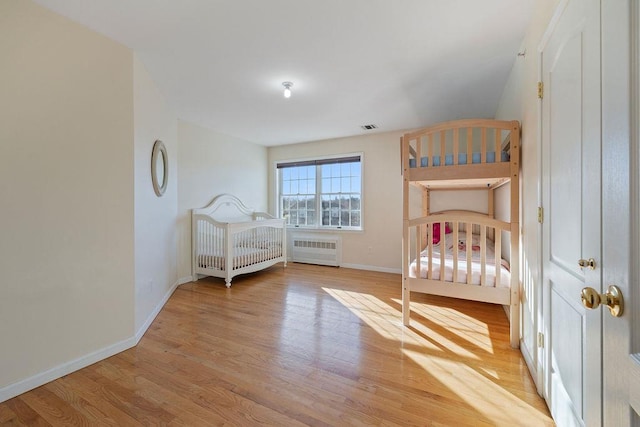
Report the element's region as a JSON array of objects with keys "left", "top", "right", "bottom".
[
  {"left": 542, "top": 0, "right": 601, "bottom": 425},
  {"left": 549, "top": 32, "right": 582, "bottom": 277},
  {"left": 551, "top": 285, "right": 583, "bottom": 416}
]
